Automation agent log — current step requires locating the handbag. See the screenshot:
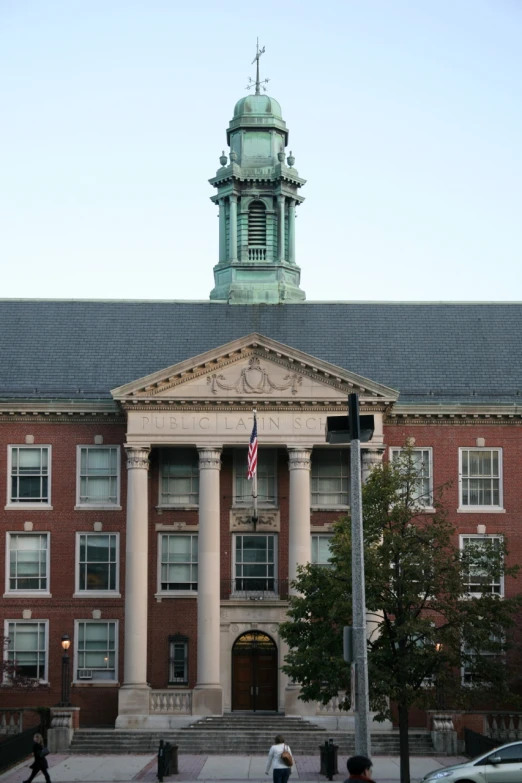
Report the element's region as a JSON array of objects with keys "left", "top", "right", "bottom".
[
  {"left": 280, "top": 745, "right": 293, "bottom": 767},
  {"left": 40, "top": 747, "right": 50, "bottom": 758}
]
